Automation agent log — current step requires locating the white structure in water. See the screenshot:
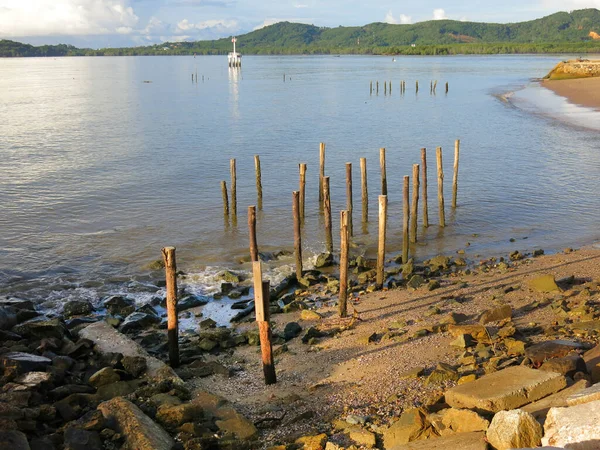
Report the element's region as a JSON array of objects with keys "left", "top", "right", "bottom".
[{"left": 228, "top": 37, "right": 241, "bottom": 67}]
